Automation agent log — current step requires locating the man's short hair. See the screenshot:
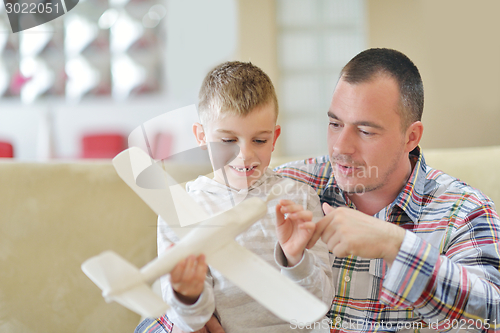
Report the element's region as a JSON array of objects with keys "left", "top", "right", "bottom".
[
  {"left": 340, "top": 48, "right": 424, "bottom": 130},
  {"left": 198, "top": 61, "right": 278, "bottom": 124}
]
